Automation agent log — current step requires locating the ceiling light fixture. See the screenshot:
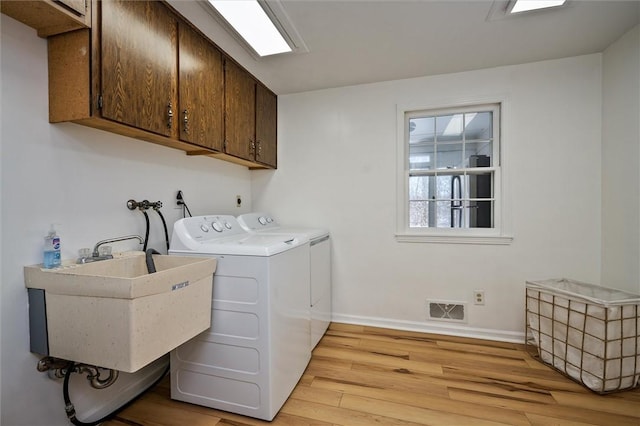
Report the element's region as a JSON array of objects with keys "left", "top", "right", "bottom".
[
  {"left": 207, "top": 0, "right": 292, "bottom": 57},
  {"left": 509, "top": 0, "right": 566, "bottom": 14}
]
